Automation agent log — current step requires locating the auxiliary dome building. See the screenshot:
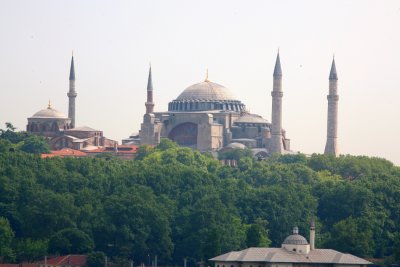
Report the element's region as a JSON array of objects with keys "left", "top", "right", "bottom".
[
  {"left": 27, "top": 55, "right": 116, "bottom": 150},
  {"left": 210, "top": 225, "right": 371, "bottom": 267},
  {"left": 137, "top": 53, "right": 291, "bottom": 155}
]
